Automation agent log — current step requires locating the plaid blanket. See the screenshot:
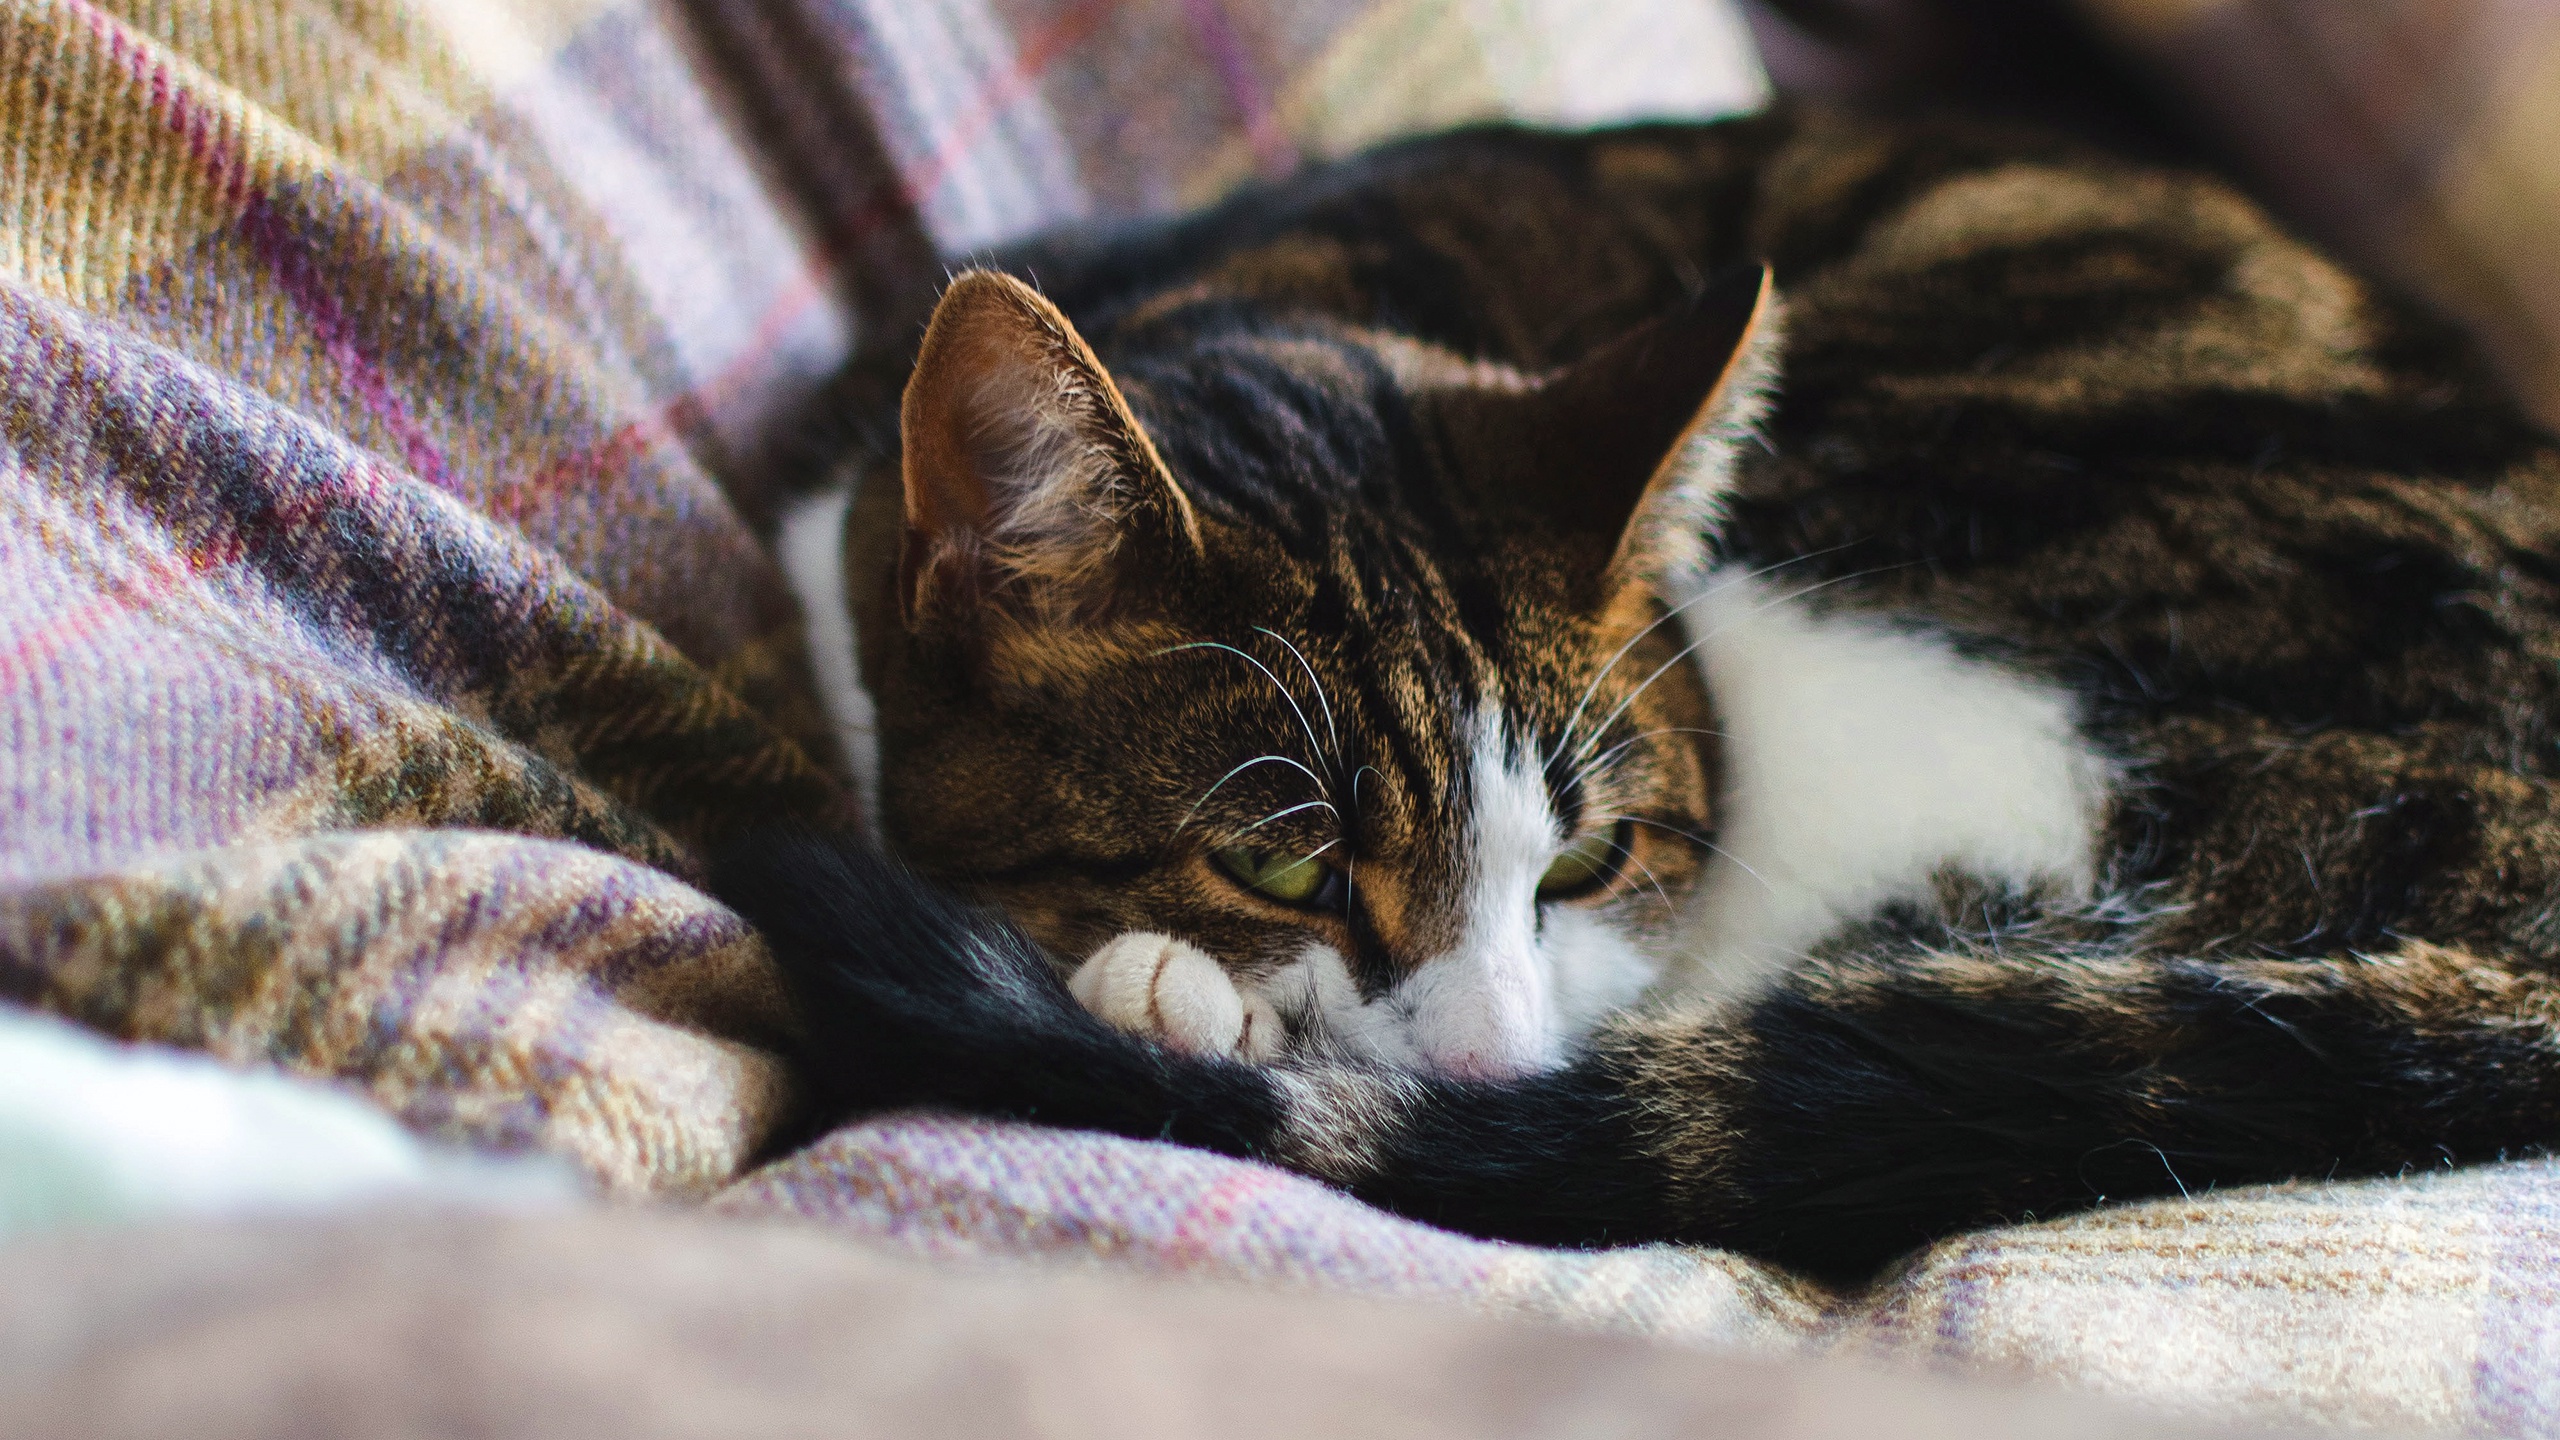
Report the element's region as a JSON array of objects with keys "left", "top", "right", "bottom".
[
  {"left": 728, "top": 1116, "right": 2560, "bottom": 1437},
  {"left": 4, "top": 1, "right": 2555, "bottom": 1436}
]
